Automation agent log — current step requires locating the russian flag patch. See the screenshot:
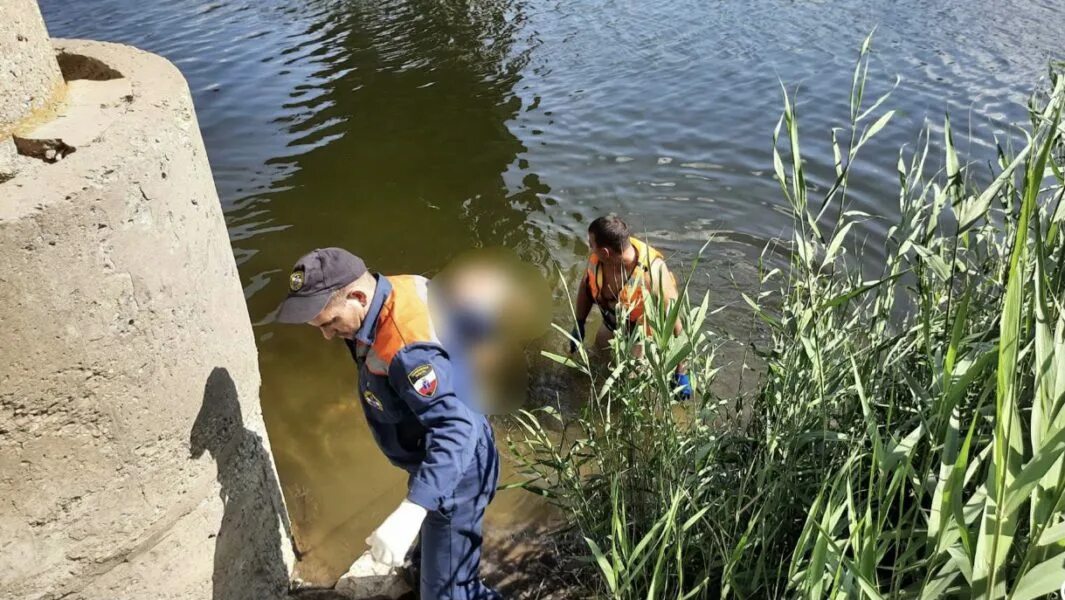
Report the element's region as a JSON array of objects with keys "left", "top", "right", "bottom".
[{"left": 407, "top": 363, "right": 439, "bottom": 397}]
